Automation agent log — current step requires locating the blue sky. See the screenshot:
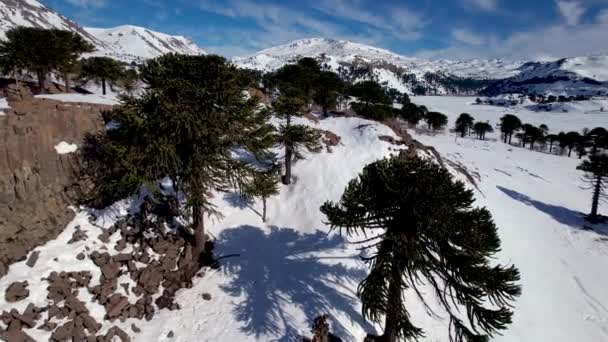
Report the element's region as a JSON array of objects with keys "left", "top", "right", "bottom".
[{"left": 47, "top": 0, "right": 608, "bottom": 59}]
